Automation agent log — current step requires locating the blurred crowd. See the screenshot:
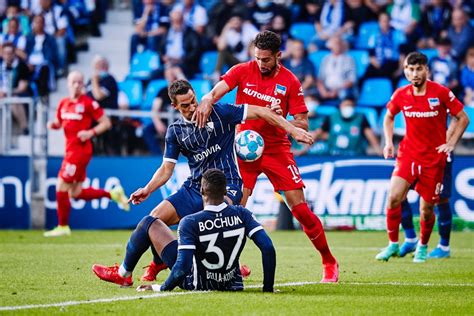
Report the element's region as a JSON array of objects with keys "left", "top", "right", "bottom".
[{"left": 2, "top": 0, "right": 473, "bottom": 155}]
